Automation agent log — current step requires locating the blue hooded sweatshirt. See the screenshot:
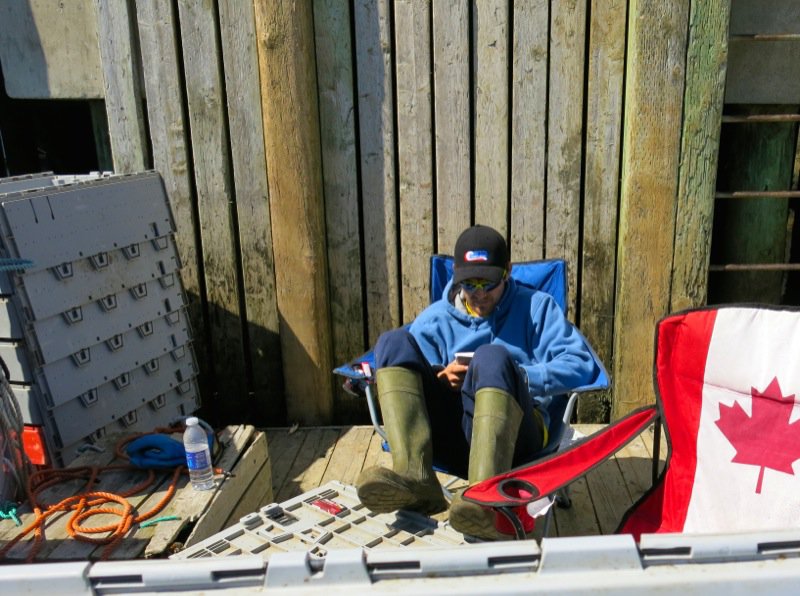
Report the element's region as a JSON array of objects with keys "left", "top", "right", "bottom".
[{"left": 408, "top": 277, "right": 599, "bottom": 423}]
